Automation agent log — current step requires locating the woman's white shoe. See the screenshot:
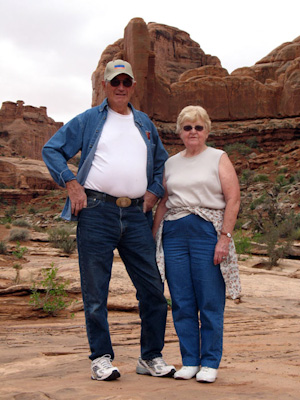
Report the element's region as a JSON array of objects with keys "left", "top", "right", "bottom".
[
  {"left": 196, "top": 366, "right": 218, "bottom": 383},
  {"left": 174, "top": 366, "right": 200, "bottom": 380}
]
